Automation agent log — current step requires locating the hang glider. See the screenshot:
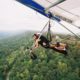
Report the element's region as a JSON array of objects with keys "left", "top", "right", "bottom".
[
  {"left": 16, "top": 0, "right": 65, "bottom": 22},
  {"left": 16, "top": 0, "right": 80, "bottom": 38}
]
